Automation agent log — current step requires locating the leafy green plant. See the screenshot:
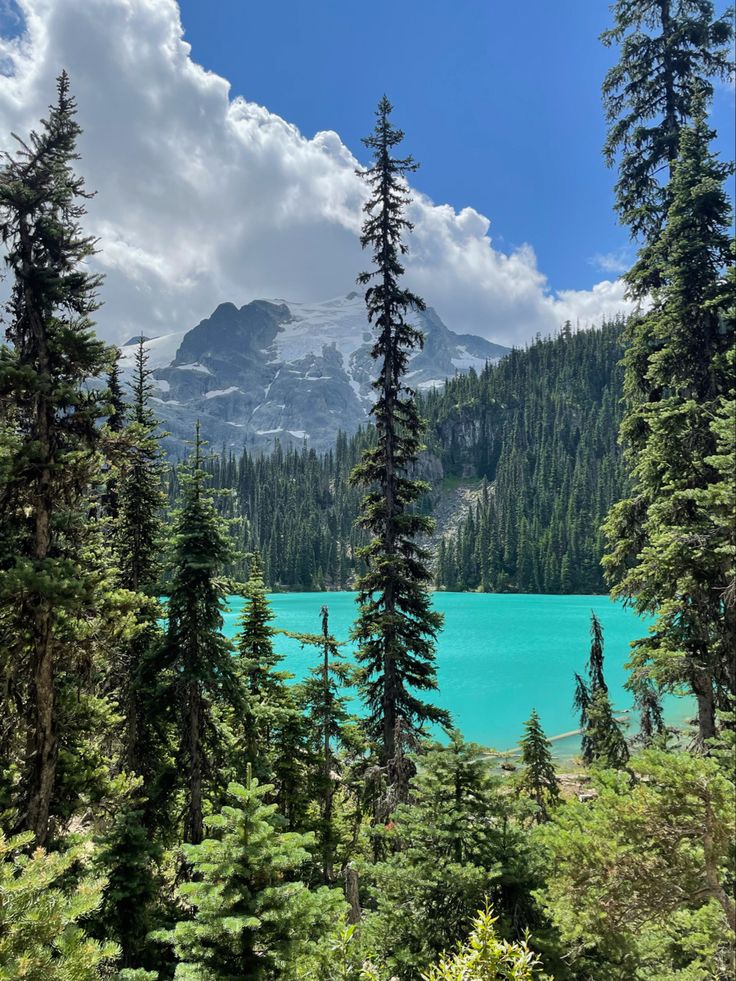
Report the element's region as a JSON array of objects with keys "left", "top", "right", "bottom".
[{"left": 422, "top": 907, "right": 543, "bottom": 981}]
